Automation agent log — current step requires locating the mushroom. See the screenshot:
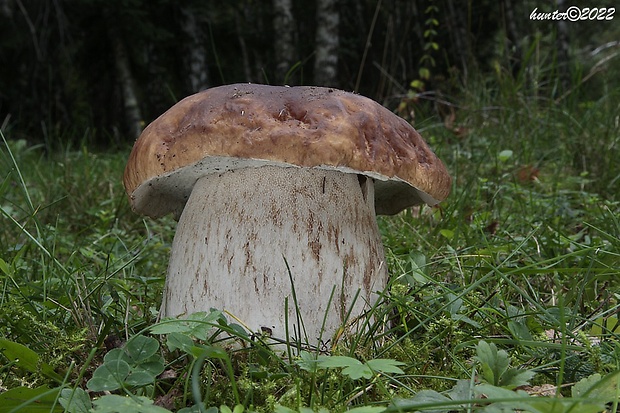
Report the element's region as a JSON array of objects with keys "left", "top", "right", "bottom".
[{"left": 123, "top": 83, "right": 451, "bottom": 346}]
